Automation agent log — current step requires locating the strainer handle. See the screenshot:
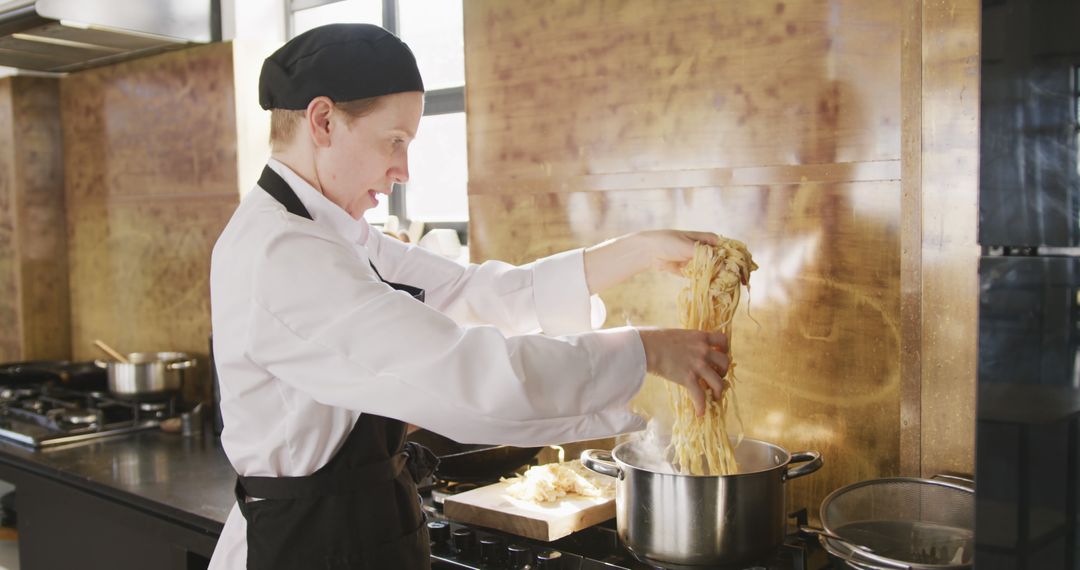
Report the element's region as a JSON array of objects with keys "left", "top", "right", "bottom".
[
  {"left": 784, "top": 451, "right": 822, "bottom": 481},
  {"left": 931, "top": 474, "right": 975, "bottom": 491},
  {"left": 807, "top": 528, "right": 913, "bottom": 570},
  {"left": 841, "top": 542, "right": 913, "bottom": 569}
]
